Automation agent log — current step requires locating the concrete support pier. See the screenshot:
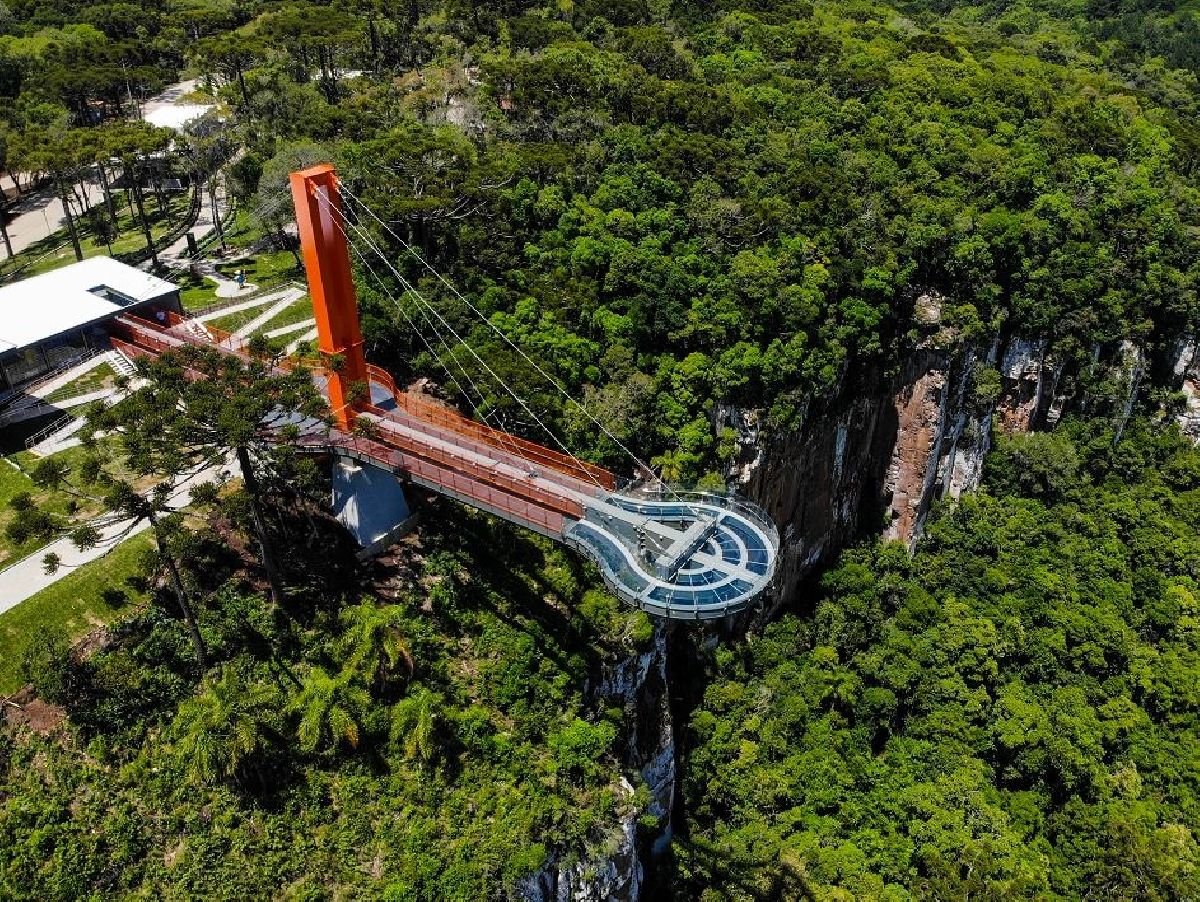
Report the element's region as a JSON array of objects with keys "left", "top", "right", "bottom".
[{"left": 331, "top": 455, "right": 416, "bottom": 556}]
